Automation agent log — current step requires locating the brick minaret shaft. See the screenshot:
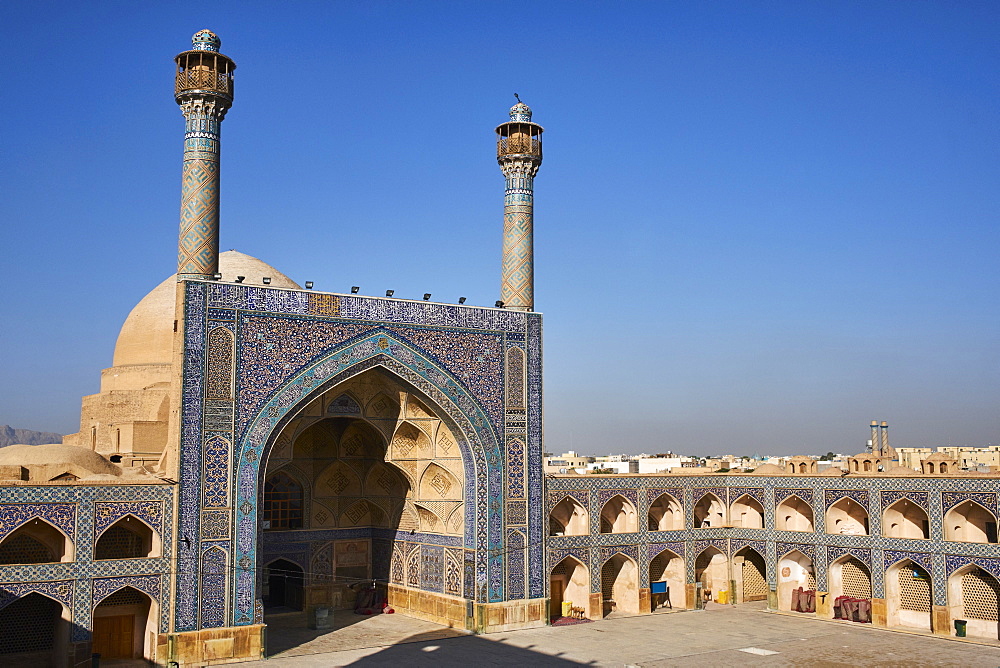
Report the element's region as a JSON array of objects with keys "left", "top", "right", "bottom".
[
  {"left": 174, "top": 30, "right": 236, "bottom": 280},
  {"left": 496, "top": 100, "right": 543, "bottom": 311}
]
